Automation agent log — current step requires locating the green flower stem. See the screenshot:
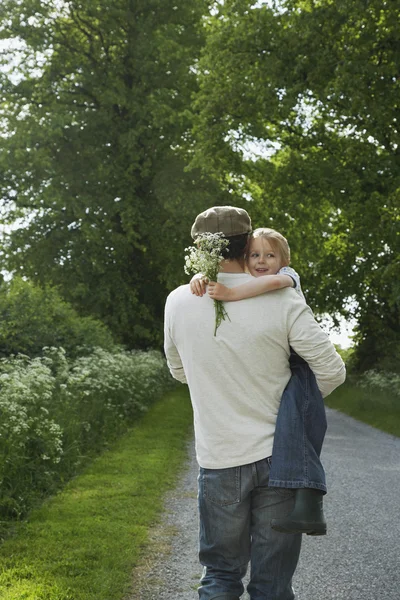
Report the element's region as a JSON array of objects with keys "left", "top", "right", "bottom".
[{"left": 214, "top": 299, "right": 230, "bottom": 336}]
